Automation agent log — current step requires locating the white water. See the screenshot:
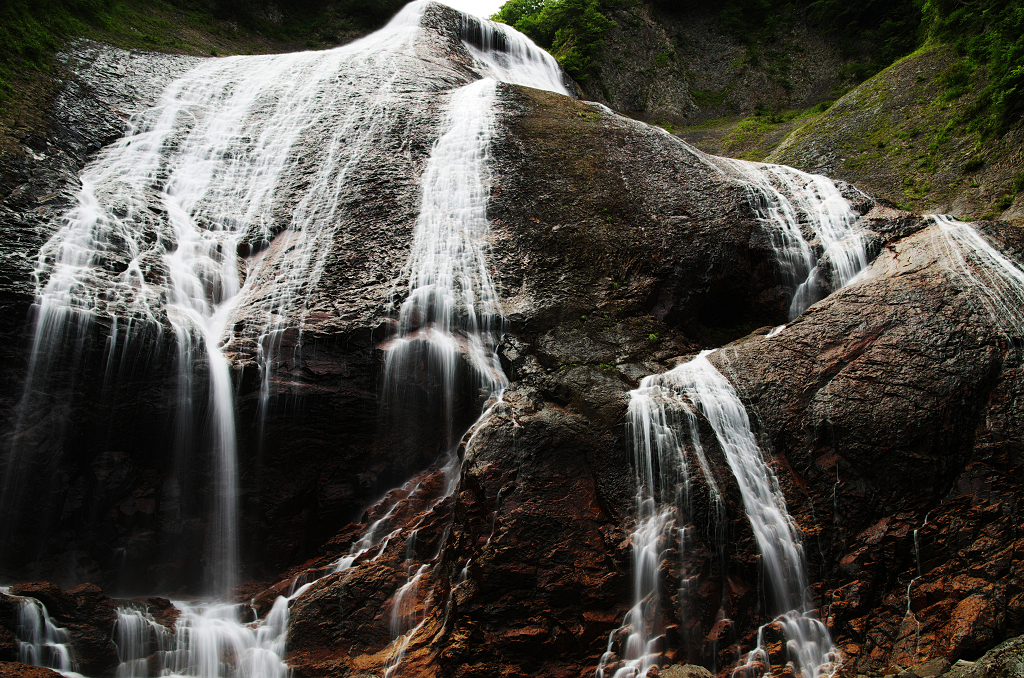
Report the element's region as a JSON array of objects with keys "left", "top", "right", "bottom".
[
  {"left": 718, "top": 160, "right": 868, "bottom": 318},
  {"left": 597, "top": 376, "right": 704, "bottom": 678},
  {"left": 461, "top": 15, "right": 570, "bottom": 94},
  {"left": 111, "top": 600, "right": 289, "bottom": 678},
  {"left": 0, "top": 589, "right": 81, "bottom": 678},
  {"left": 931, "top": 214, "right": 1024, "bottom": 338},
  {"left": 374, "top": 11, "right": 569, "bottom": 667},
  {"left": 382, "top": 76, "right": 509, "bottom": 444},
  {"left": 0, "top": 2, "right": 570, "bottom": 677},
  {"left": 113, "top": 606, "right": 172, "bottom": 678},
  {"left": 612, "top": 352, "right": 836, "bottom": 678}
]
